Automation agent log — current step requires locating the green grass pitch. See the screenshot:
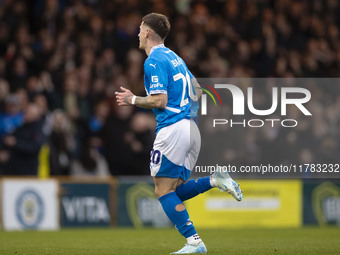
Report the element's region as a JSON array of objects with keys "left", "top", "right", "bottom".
[{"left": 1, "top": 227, "right": 340, "bottom": 254}]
